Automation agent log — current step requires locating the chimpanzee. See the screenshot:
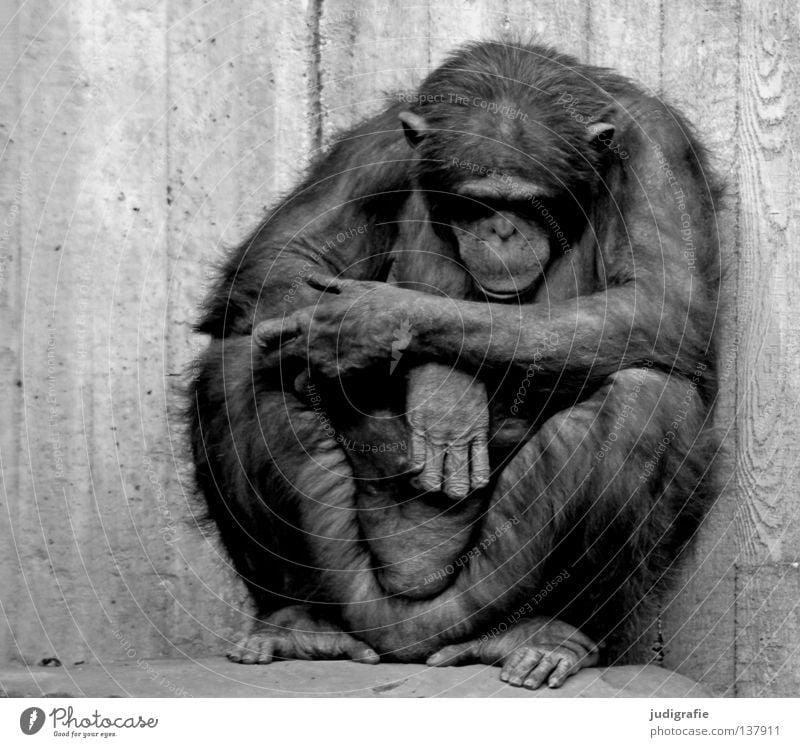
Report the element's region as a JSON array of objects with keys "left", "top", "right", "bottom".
[{"left": 189, "top": 40, "right": 721, "bottom": 689}]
